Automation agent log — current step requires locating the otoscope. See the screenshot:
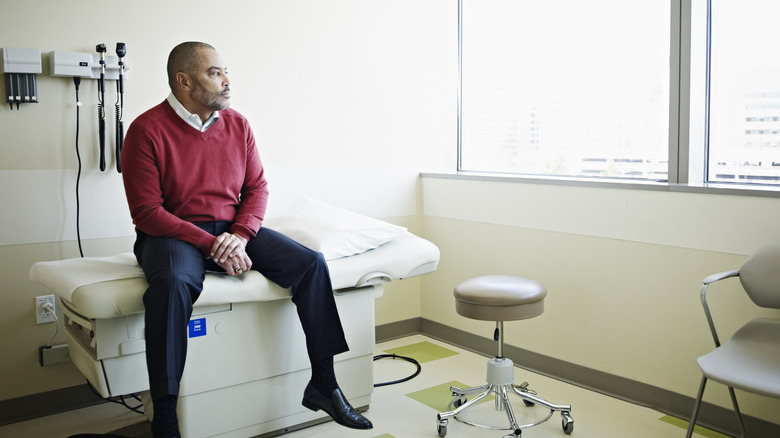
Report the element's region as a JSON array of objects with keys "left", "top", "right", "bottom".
[
  {"left": 115, "top": 43, "right": 126, "bottom": 173},
  {"left": 96, "top": 43, "right": 107, "bottom": 171}
]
